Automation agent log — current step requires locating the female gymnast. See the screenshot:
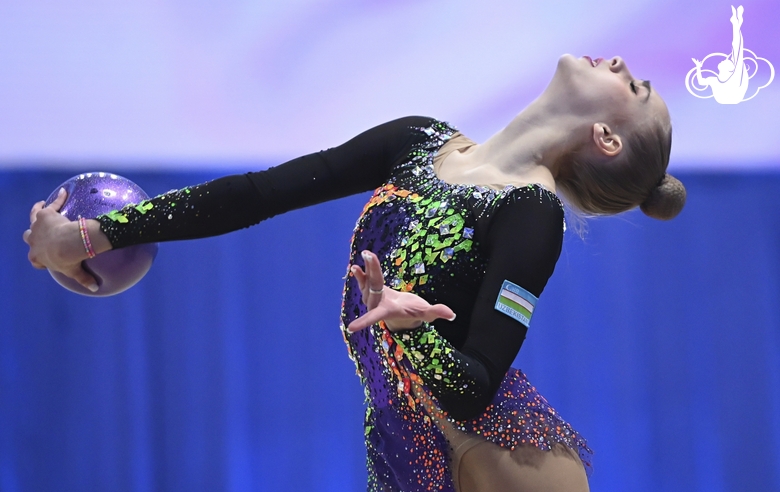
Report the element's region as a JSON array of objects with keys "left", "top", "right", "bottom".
[{"left": 25, "top": 54, "right": 686, "bottom": 491}]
